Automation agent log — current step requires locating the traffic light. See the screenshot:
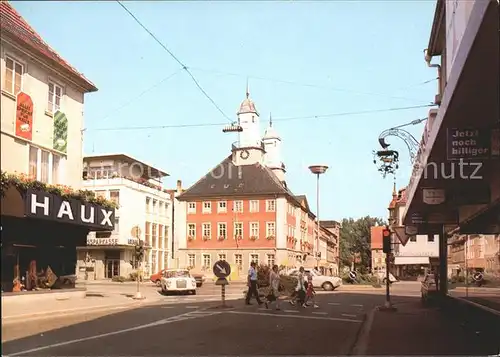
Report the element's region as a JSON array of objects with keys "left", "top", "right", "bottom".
[
  {"left": 135, "top": 242, "right": 144, "bottom": 261},
  {"left": 382, "top": 227, "right": 392, "bottom": 253}
]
